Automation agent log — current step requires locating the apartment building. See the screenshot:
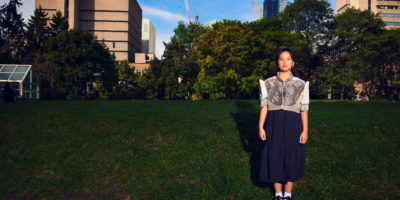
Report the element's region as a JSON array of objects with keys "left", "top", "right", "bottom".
[
  {"left": 336, "top": 0, "right": 400, "bottom": 28},
  {"left": 35, "top": 0, "right": 142, "bottom": 61}
]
